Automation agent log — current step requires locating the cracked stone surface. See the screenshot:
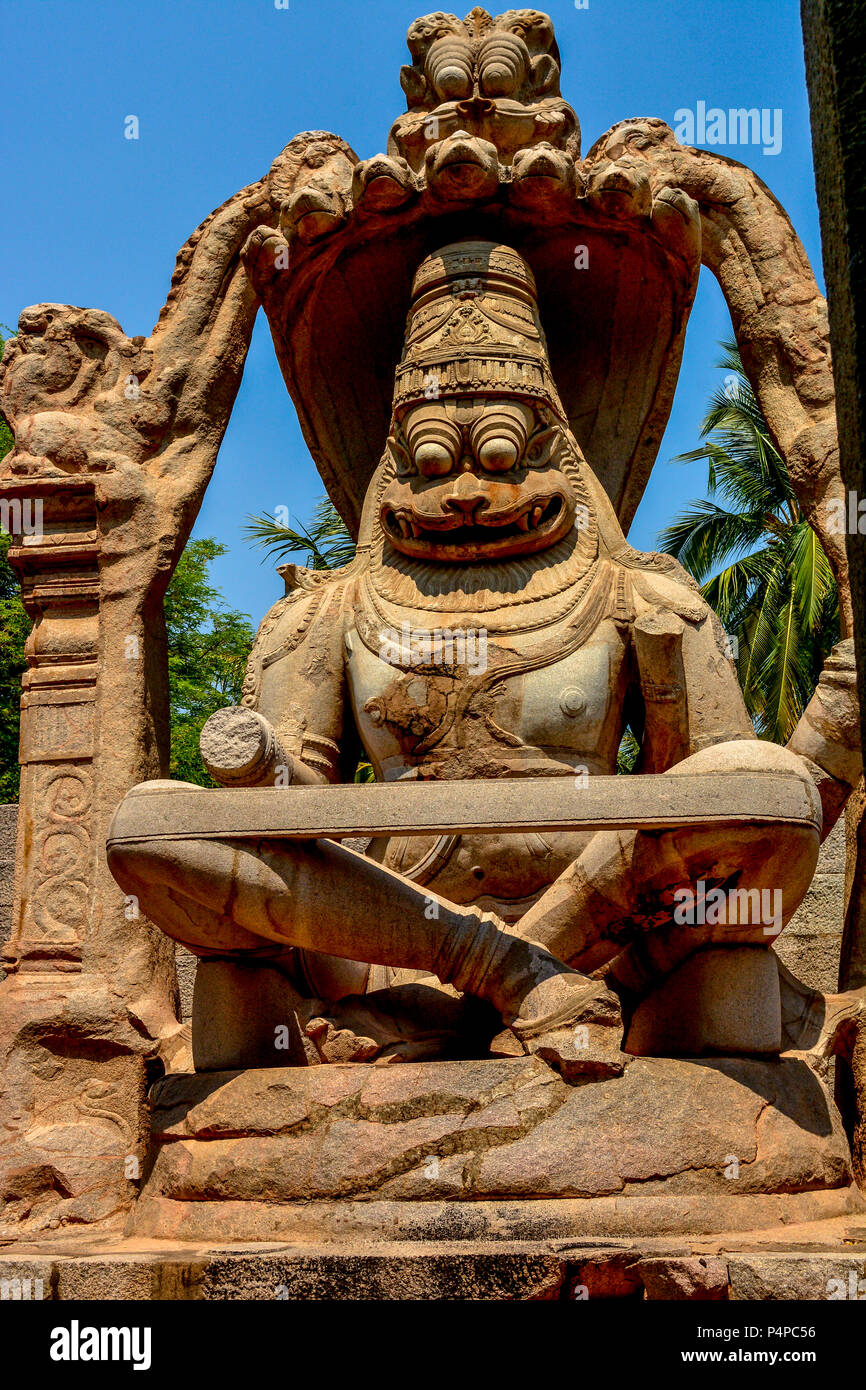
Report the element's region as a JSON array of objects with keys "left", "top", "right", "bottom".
[{"left": 145, "top": 1056, "right": 852, "bottom": 1208}]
